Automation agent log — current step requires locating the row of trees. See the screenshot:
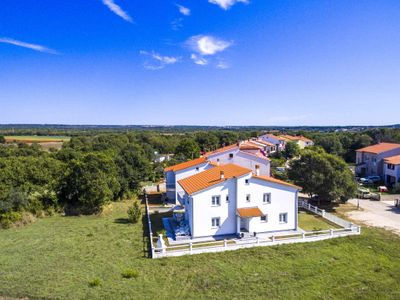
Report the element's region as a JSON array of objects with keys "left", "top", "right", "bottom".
[{"left": 0, "top": 134, "right": 153, "bottom": 227}]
